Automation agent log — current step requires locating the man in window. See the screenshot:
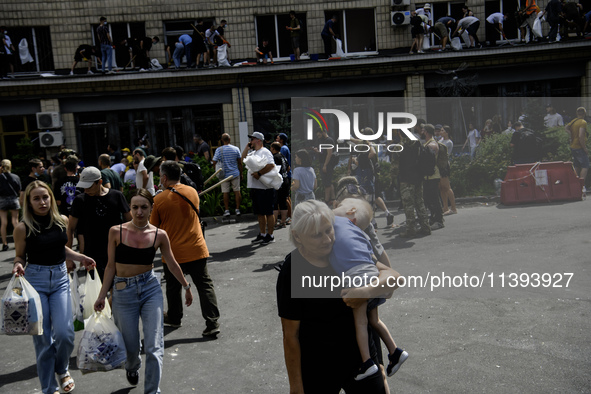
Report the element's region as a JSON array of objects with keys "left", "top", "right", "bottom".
[
  {"left": 97, "top": 17, "right": 114, "bottom": 74},
  {"left": 286, "top": 11, "right": 301, "bottom": 61},
  {"left": 321, "top": 15, "right": 338, "bottom": 59}
]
